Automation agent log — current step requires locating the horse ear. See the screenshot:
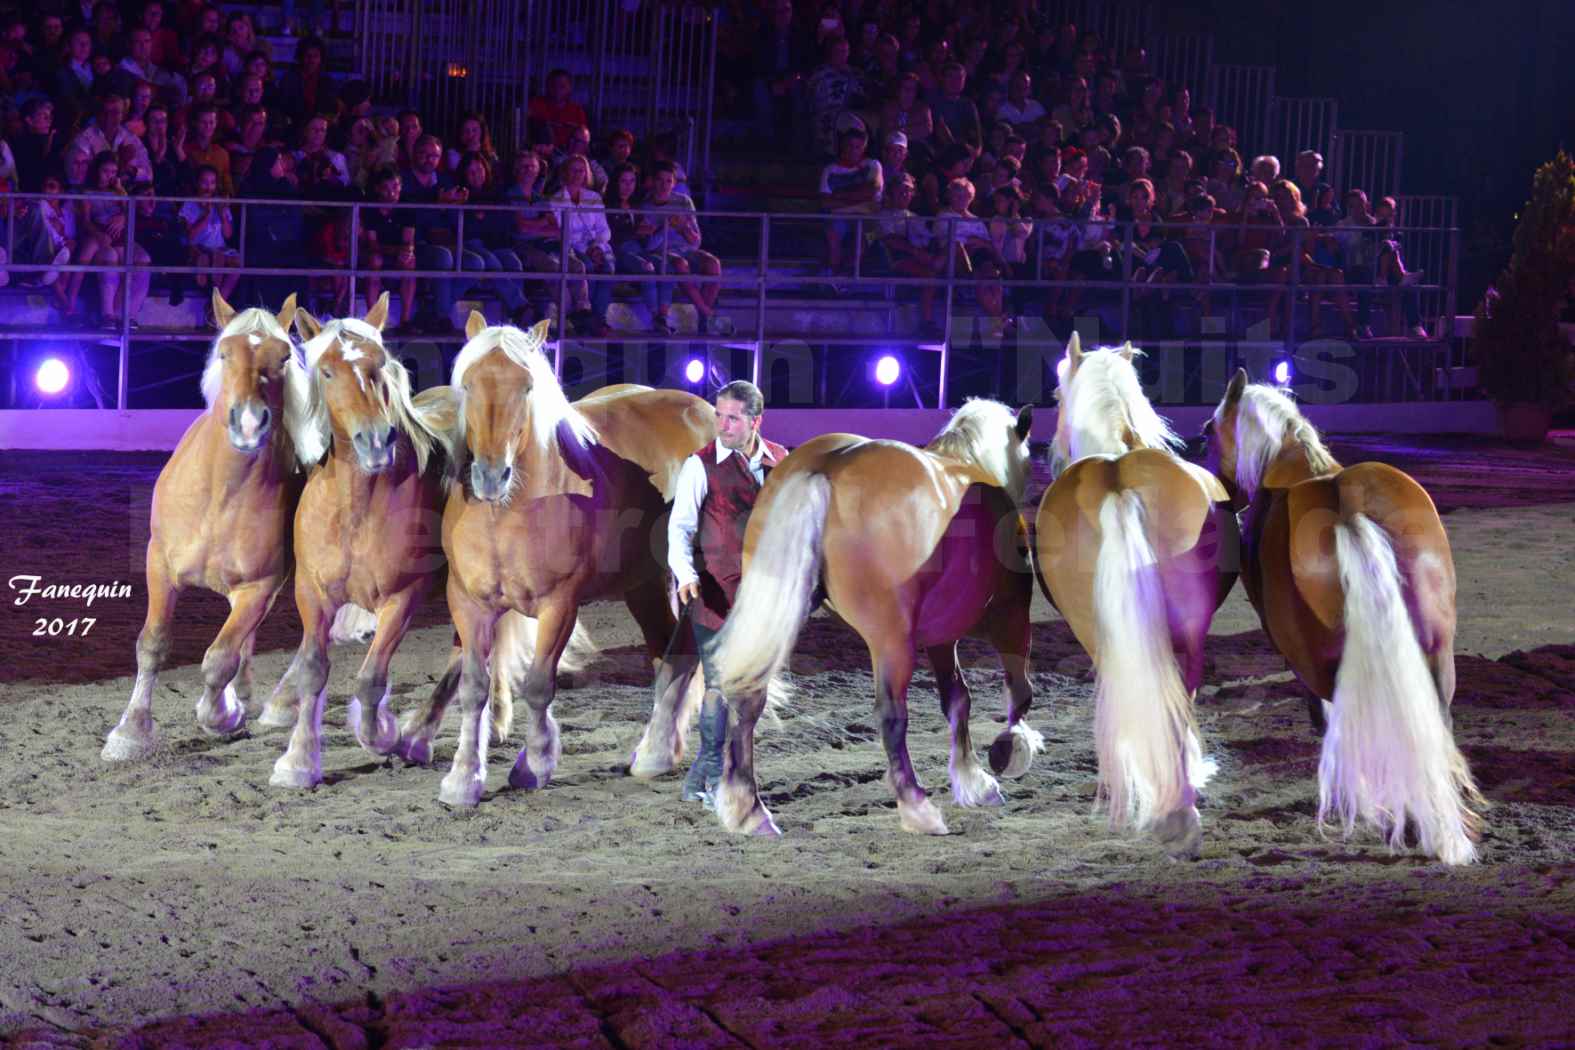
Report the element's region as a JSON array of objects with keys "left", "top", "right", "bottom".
[
  {"left": 527, "top": 317, "right": 553, "bottom": 349},
  {"left": 294, "top": 309, "right": 323, "bottom": 342},
  {"left": 212, "top": 288, "right": 236, "bottom": 328},
  {"left": 275, "top": 292, "right": 299, "bottom": 333},
  {"left": 1067, "top": 330, "right": 1083, "bottom": 367},
  {"left": 1224, "top": 367, "right": 1249, "bottom": 406},
  {"left": 465, "top": 309, "right": 488, "bottom": 340},
  {"left": 1014, "top": 404, "right": 1033, "bottom": 442},
  {"left": 364, "top": 291, "right": 391, "bottom": 332},
  {"left": 1118, "top": 340, "right": 1136, "bottom": 361}
]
